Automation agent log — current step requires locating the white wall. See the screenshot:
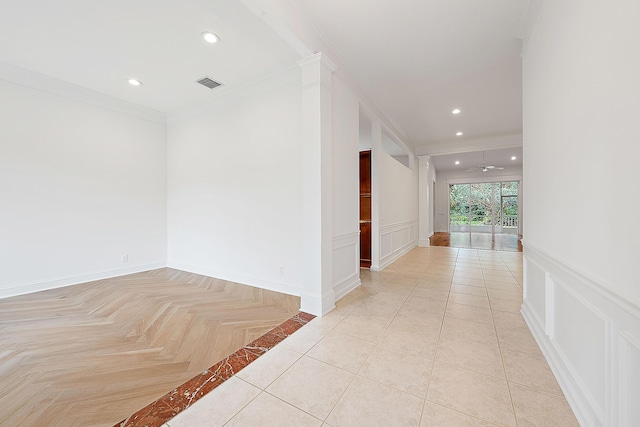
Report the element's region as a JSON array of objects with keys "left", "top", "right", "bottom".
[
  {"left": 0, "top": 80, "right": 167, "bottom": 297},
  {"left": 358, "top": 112, "right": 372, "bottom": 151},
  {"left": 522, "top": 0, "right": 640, "bottom": 425},
  {"left": 166, "top": 68, "right": 304, "bottom": 297},
  {"left": 375, "top": 148, "right": 418, "bottom": 269},
  {"left": 428, "top": 162, "right": 437, "bottom": 237},
  {"left": 434, "top": 166, "right": 523, "bottom": 232},
  {"left": 417, "top": 156, "right": 437, "bottom": 246},
  {"left": 331, "top": 76, "right": 360, "bottom": 299}
]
